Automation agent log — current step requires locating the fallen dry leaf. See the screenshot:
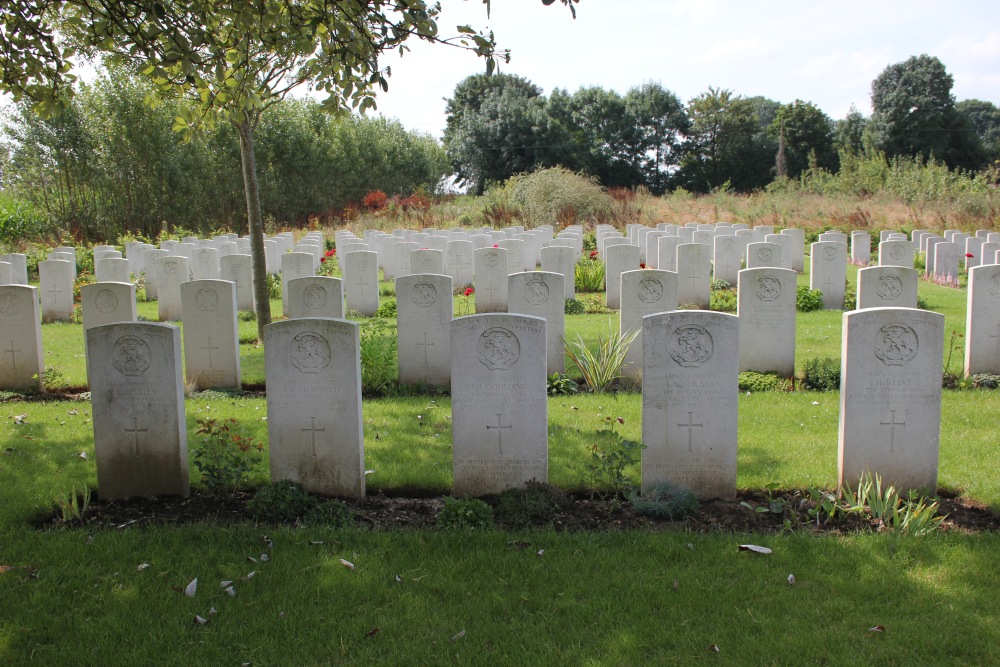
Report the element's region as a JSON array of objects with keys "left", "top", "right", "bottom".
[
  {"left": 137, "top": 563, "right": 150, "bottom": 571},
  {"left": 709, "top": 644, "right": 720, "bottom": 652},
  {"left": 242, "top": 571, "right": 256, "bottom": 581},
  {"left": 366, "top": 627, "right": 380, "bottom": 637},
  {"left": 13, "top": 414, "right": 27, "bottom": 424},
  {"left": 868, "top": 625, "right": 886, "bottom": 633},
  {"left": 788, "top": 574, "right": 795, "bottom": 586},
  {"left": 260, "top": 554, "right": 269, "bottom": 562},
  {"left": 262, "top": 535, "right": 273, "bottom": 549},
  {"left": 193, "top": 615, "right": 208, "bottom": 626},
  {"left": 225, "top": 586, "right": 236, "bottom": 597},
  {"left": 220, "top": 580, "right": 233, "bottom": 588},
  {"left": 309, "top": 541, "right": 323, "bottom": 546},
  {"left": 672, "top": 579, "right": 679, "bottom": 590},
  {"left": 536, "top": 549, "right": 544, "bottom": 556},
  {"left": 451, "top": 630, "right": 466, "bottom": 642},
  {"left": 340, "top": 559, "right": 355, "bottom": 570},
  {"left": 184, "top": 578, "right": 198, "bottom": 597},
  {"left": 79, "top": 451, "right": 88, "bottom": 460},
  {"left": 738, "top": 544, "right": 773, "bottom": 555}
]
